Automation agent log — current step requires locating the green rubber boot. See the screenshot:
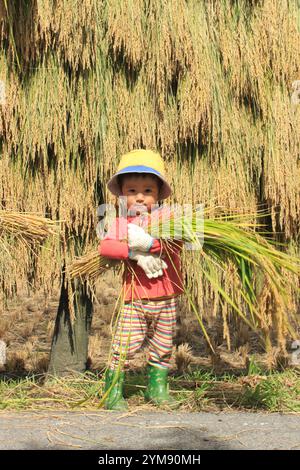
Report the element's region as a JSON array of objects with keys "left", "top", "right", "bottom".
[
  {"left": 103, "top": 369, "right": 128, "bottom": 411},
  {"left": 144, "top": 365, "right": 177, "bottom": 408}
]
